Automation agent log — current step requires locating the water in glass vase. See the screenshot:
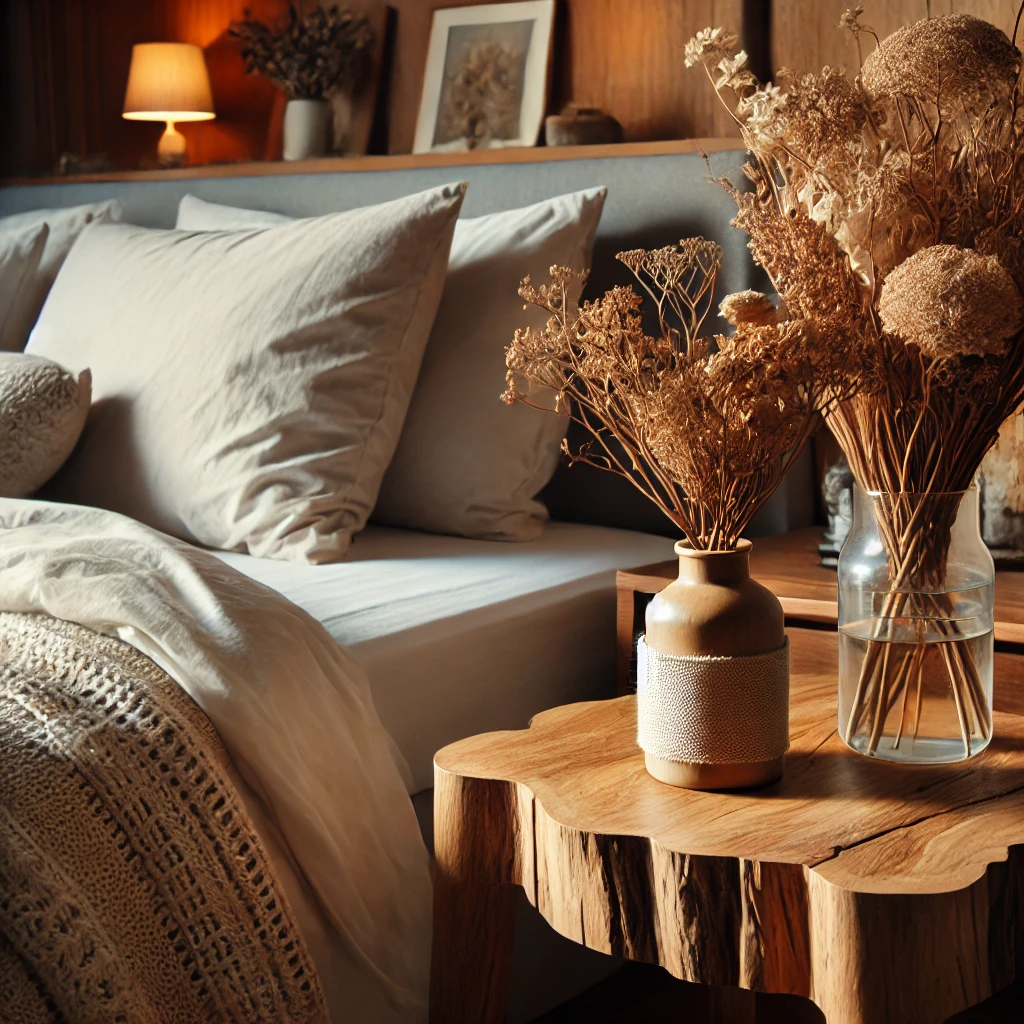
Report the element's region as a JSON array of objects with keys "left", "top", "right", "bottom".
[
  {"left": 838, "top": 485, "right": 996, "bottom": 764},
  {"left": 839, "top": 590, "right": 993, "bottom": 764}
]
